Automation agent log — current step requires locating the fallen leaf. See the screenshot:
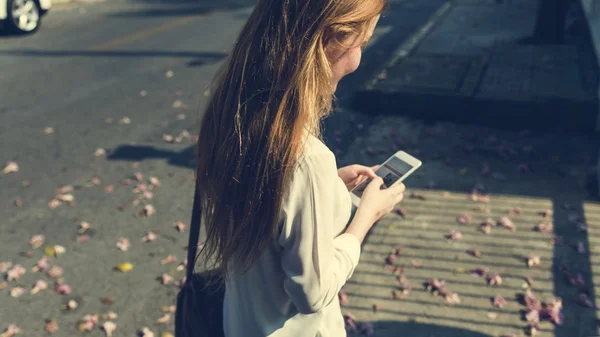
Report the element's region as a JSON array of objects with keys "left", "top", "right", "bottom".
[
  {"left": 78, "top": 314, "right": 99, "bottom": 332},
  {"left": 471, "top": 267, "right": 488, "bottom": 277},
  {"left": 160, "top": 255, "right": 177, "bottom": 265},
  {"left": 0, "top": 282, "right": 6, "bottom": 289},
  {"left": 444, "top": 292, "right": 461, "bottom": 305},
  {"left": 493, "top": 295, "right": 505, "bottom": 308},
  {"left": 101, "top": 297, "right": 115, "bottom": 305},
  {"left": 44, "top": 320, "right": 58, "bottom": 333},
  {"left": 161, "top": 333, "right": 175, "bottom": 337},
  {"left": 149, "top": 177, "right": 161, "bottom": 187},
  {"left": 163, "top": 134, "right": 174, "bottom": 143},
  {"left": 156, "top": 314, "right": 171, "bottom": 324},
  {"left": 118, "top": 117, "right": 131, "bottom": 124},
  {"left": 0, "top": 261, "right": 12, "bottom": 273},
  {"left": 48, "top": 199, "right": 61, "bottom": 209},
  {"left": 47, "top": 266, "right": 63, "bottom": 278},
  {"left": 78, "top": 222, "right": 91, "bottom": 234},
  {"left": 160, "top": 305, "right": 176, "bottom": 313},
  {"left": 87, "top": 176, "right": 101, "bottom": 186},
  {"left": 160, "top": 273, "right": 174, "bottom": 285},
  {"left": 467, "top": 249, "right": 482, "bottom": 258},
  {"left": 76, "top": 235, "right": 90, "bottom": 243},
  {"left": 10, "top": 286, "right": 24, "bottom": 297},
  {"left": 94, "top": 148, "right": 106, "bottom": 157},
  {"left": 457, "top": 214, "right": 472, "bottom": 224},
  {"left": 116, "top": 238, "right": 130, "bottom": 251},
  {"left": 29, "top": 235, "right": 45, "bottom": 249},
  {"left": 2, "top": 161, "right": 19, "bottom": 174},
  {"left": 13, "top": 198, "right": 23, "bottom": 207},
  {"left": 66, "top": 299, "right": 78, "bottom": 310},
  {"left": 142, "top": 231, "right": 157, "bottom": 242},
  {"left": 55, "top": 194, "right": 74, "bottom": 202},
  {"left": 30, "top": 279, "right": 47, "bottom": 294},
  {"left": 446, "top": 230, "right": 462, "bottom": 241},
  {"left": 6, "top": 264, "right": 25, "bottom": 281},
  {"left": 487, "top": 273, "right": 502, "bottom": 286},
  {"left": 487, "top": 312, "right": 497, "bottom": 320},
  {"left": 140, "top": 327, "right": 155, "bottom": 337},
  {"left": 509, "top": 207, "right": 522, "bottom": 215},
  {"left": 104, "top": 185, "right": 114, "bottom": 193},
  {"left": 174, "top": 221, "right": 186, "bottom": 232},
  {"left": 141, "top": 205, "right": 156, "bottom": 217},
  {"left": 55, "top": 282, "right": 71, "bottom": 295},
  {"left": 165, "top": 70, "right": 174, "bottom": 78},
  {"left": 102, "top": 311, "right": 118, "bottom": 320},
  {"left": 527, "top": 255, "right": 541, "bottom": 268},
  {"left": 479, "top": 218, "right": 494, "bottom": 234},
  {"left": 0, "top": 324, "right": 21, "bottom": 337},
  {"left": 102, "top": 321, "right": 116, "bottom": 337},
  {"left": 498, "top": 217, "right": 516, "bottom": 231},
  {"left": 43, "top": 127, "right": 55, "bottom": 134},
  {"left": 116, "top": 262, "right": 134, "bottom": 273},
  {"left": 534, "top": 222, "right": 553, "bottom": 233}
]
